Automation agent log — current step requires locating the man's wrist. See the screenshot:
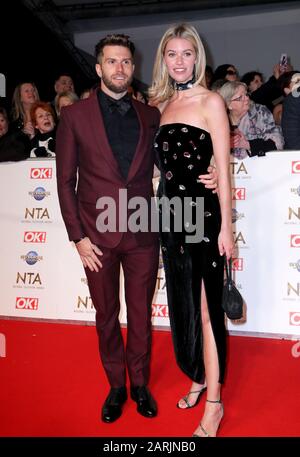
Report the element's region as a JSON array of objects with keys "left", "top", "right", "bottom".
[{"left": 73, "top": 237, "right": 85, "bottom": 244}]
